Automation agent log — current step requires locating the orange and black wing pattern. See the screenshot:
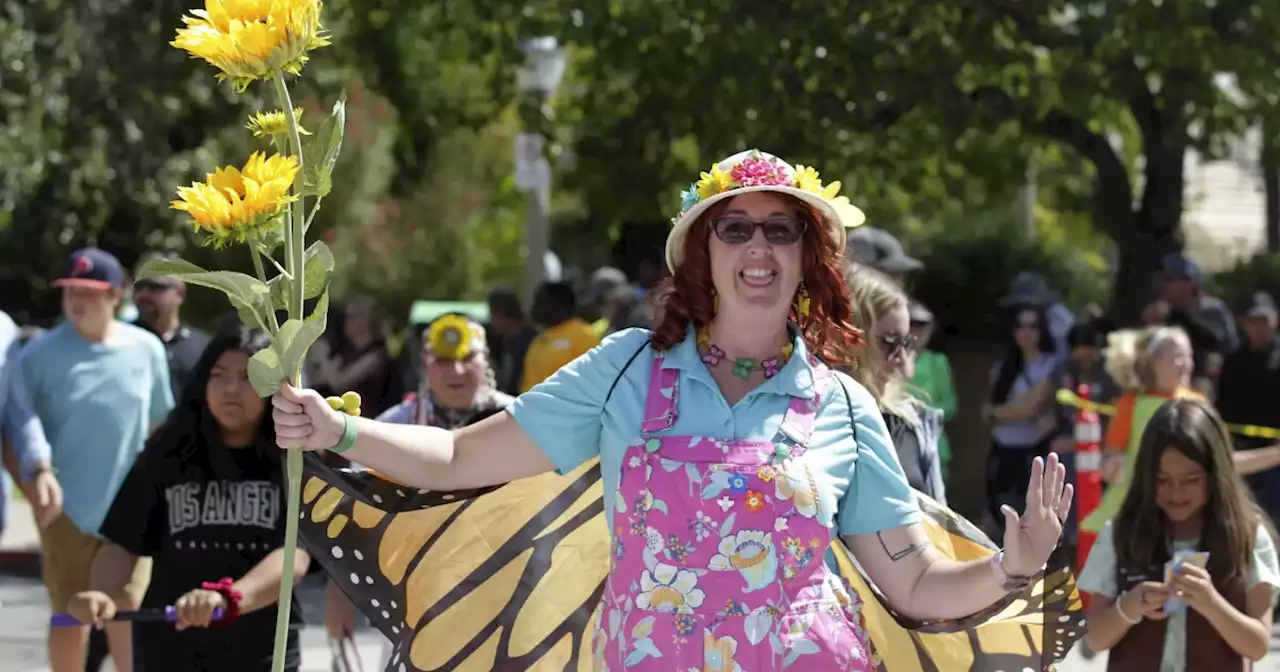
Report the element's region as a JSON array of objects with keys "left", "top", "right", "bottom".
[
  {"left": 299, "top": 455, "right": 1085, "bottom": 671},
  {"left": 837, "top": 493, "right": 1086, "bottom": 671},
  {"left": 298, "top": 453, "right": 607, "bottom": 671}
]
